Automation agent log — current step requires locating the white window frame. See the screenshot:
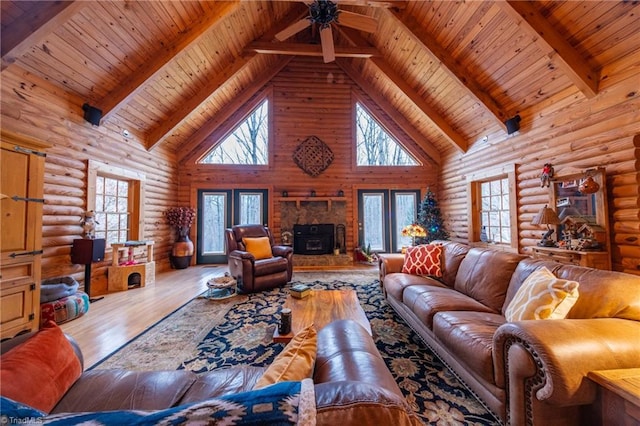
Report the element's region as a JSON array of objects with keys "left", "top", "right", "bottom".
[
  {"left": 466, "top": 164, "right": 519, "bottom": 252},
  {"left": 87, "top": 160, "right": 145, "bottom": 245}
]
